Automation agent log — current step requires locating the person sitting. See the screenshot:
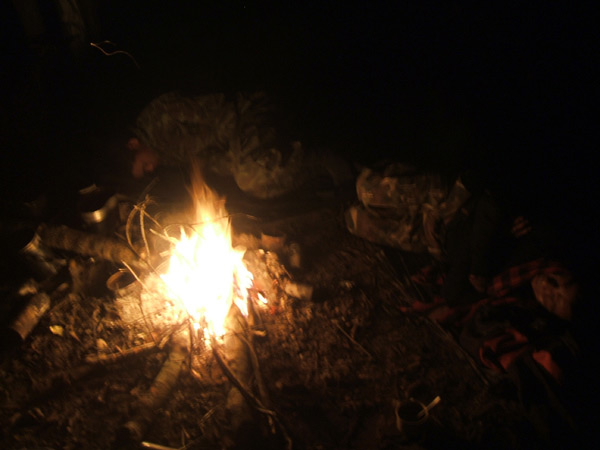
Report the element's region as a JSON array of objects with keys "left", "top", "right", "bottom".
[{"left": 126, "top": 90, "right": 353, "bottom": 200}]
